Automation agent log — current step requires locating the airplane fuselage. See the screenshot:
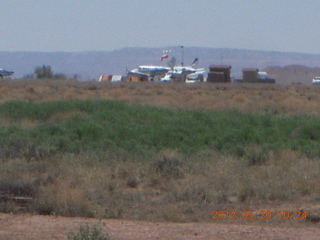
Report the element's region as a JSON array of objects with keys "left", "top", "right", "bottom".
[
  {"left": 128, "top": 65, "right": 170, "bottom": 79},
  {"left": 137, "top": 66, "right": 170, "bottom": 76}
]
